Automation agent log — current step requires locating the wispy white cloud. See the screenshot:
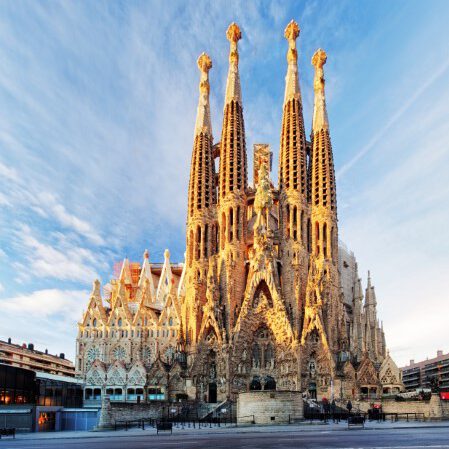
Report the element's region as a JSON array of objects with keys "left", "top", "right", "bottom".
[
  {"left": 0, "top": 288, "right": 88, "bottom": 360},
  {"left": 12, "top": 224, "right": 101, "bottom": 284}
]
